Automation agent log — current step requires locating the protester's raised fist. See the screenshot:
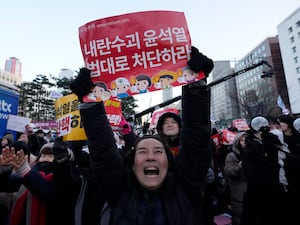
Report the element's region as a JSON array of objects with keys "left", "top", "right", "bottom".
[
  {"left": 70, "top": 67, "right": 95, "bottom": 102},
  {"left": 187, "top": 46, "right": 214, "bottom": 77}
]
